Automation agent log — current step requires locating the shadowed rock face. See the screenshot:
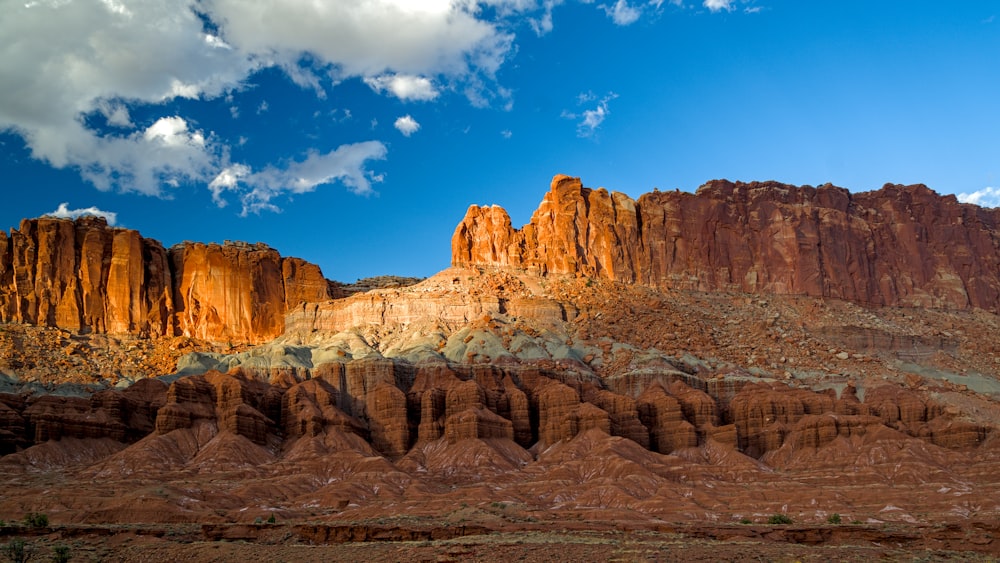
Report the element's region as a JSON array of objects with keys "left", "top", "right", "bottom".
[
  {"left": 0, "top": 217, "right": 330, "bottom": 343},
  {"left": 453, "top": 175, "right": 1000, "bottom": 311},
  {"left": 0, "top": 359, "right": 987, "bottom": 460}
]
